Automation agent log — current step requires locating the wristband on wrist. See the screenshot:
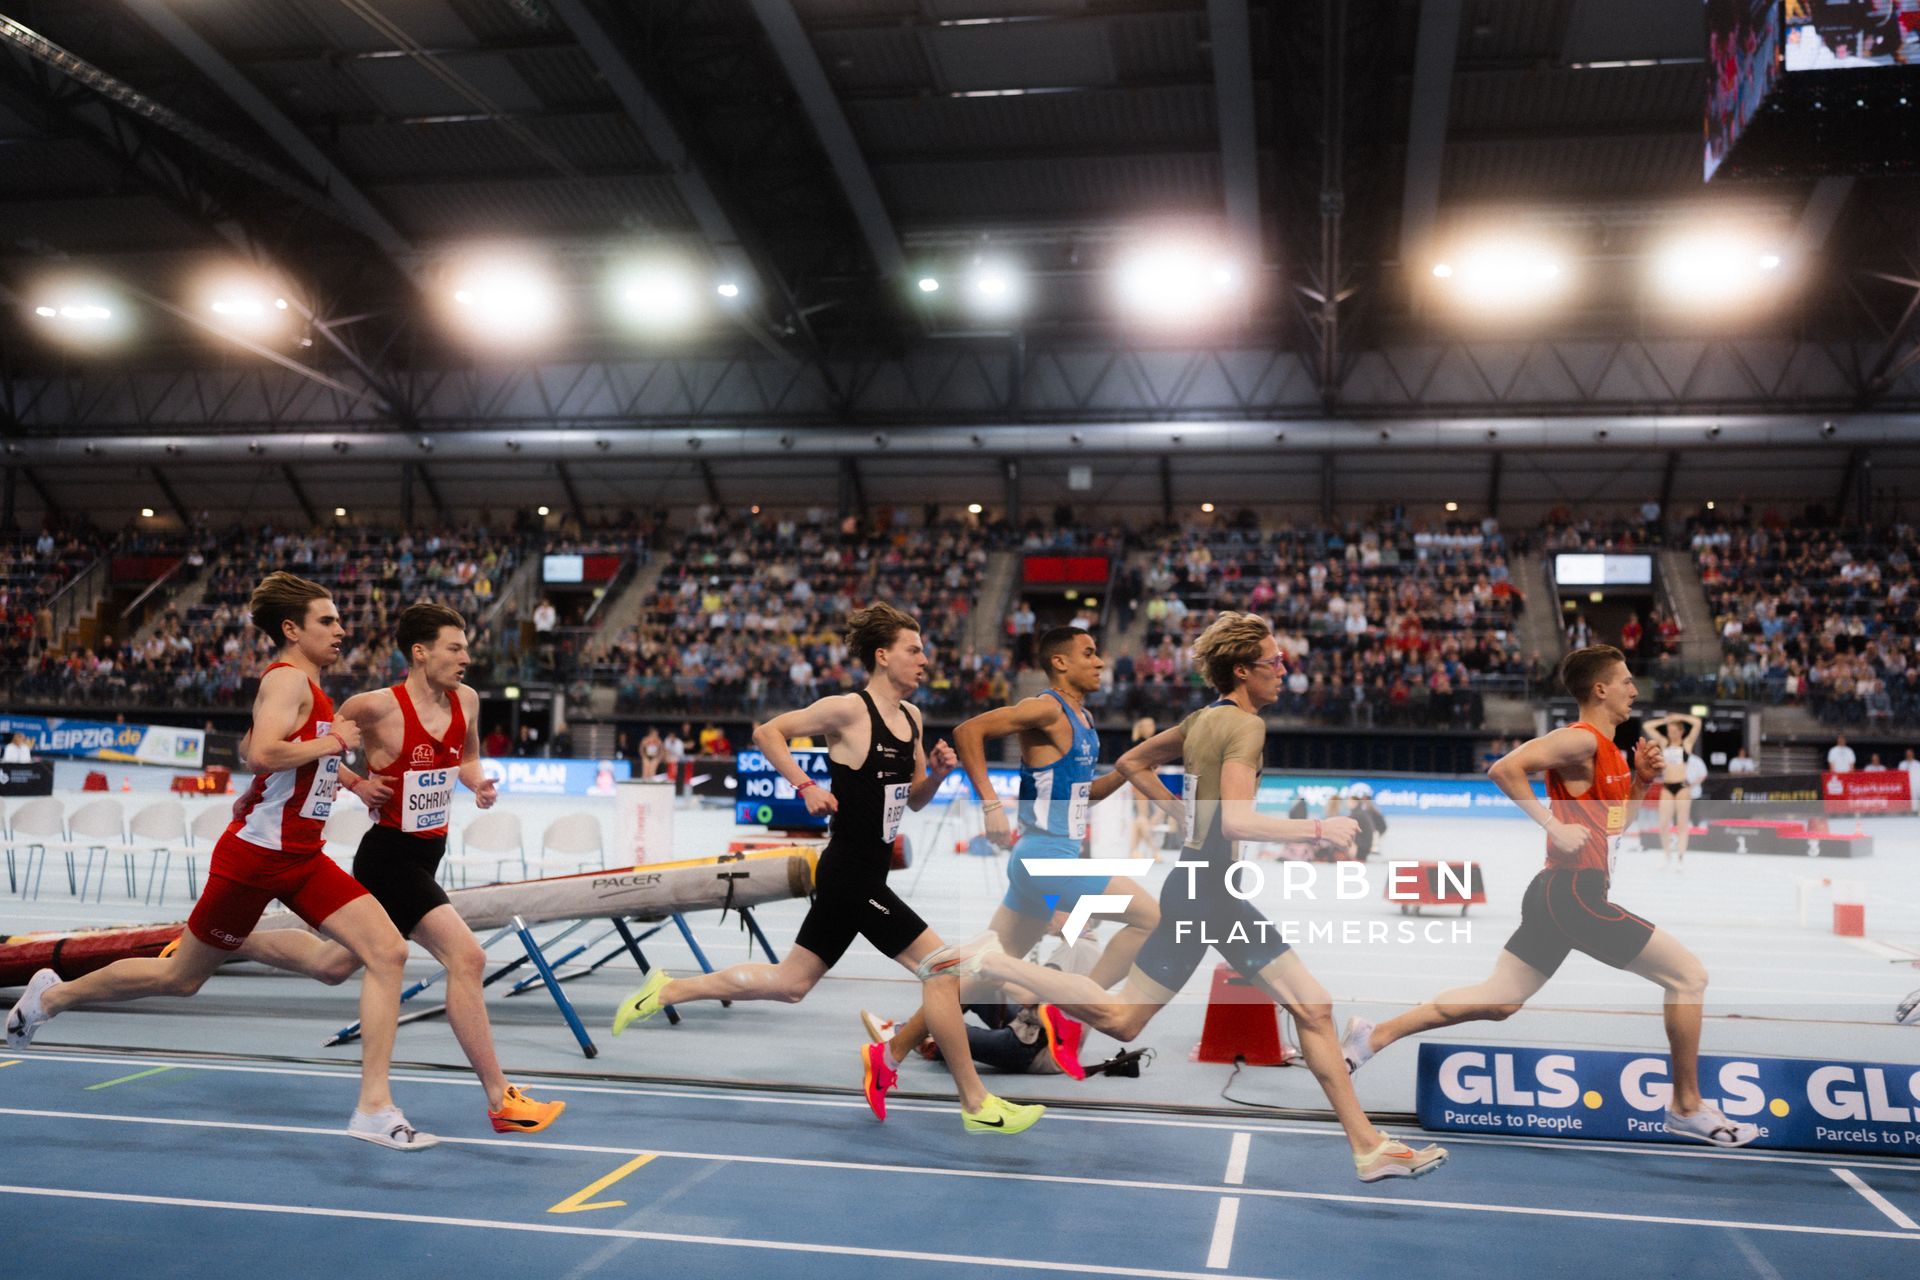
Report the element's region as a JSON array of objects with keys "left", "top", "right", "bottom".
[
  {"left": 1314, "top": 819, "right": 1323, "bottom": 840},
  {"left": 981, "top": 800, "right": 1003, "bottom": 812},
  {"left": 795, "top": 779, "right": 816, "bottom": 793},
  {"left": 328, "top": 732, "right": 347, "bottom": 757}
]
